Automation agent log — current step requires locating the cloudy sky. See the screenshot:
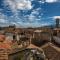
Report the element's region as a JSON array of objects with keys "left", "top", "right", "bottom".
[{"left": 0, "top": 0, "right": 60, "bottom": 27}]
